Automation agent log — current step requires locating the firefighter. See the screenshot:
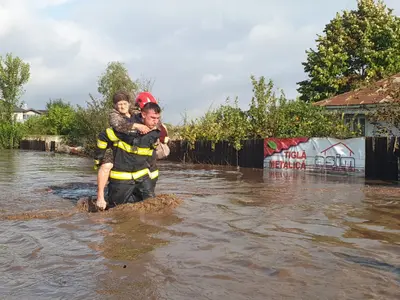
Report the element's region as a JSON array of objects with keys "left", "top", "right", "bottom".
[
  {"left": 94, "top": 102, "right": 162, "bottom": 208},
  {"left": 134, "top": 92, "right": 170, "bottom": 194},
  {"left": 95, "top": 91, "right": 170, "bottom": 209}
]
